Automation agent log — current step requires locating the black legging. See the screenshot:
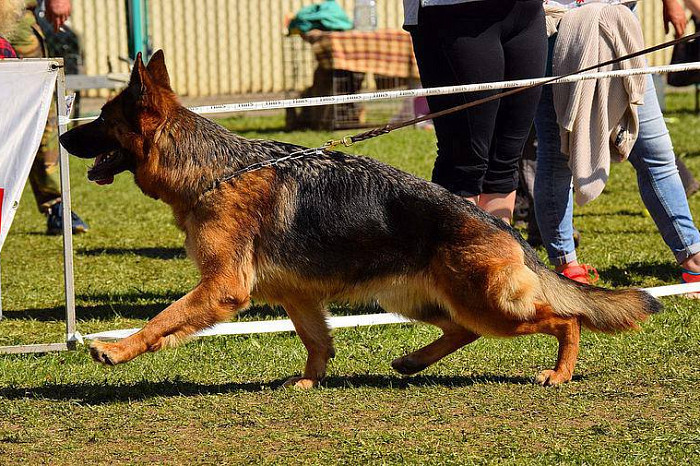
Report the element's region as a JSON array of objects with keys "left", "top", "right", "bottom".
[{"left": 409, "top": 0, "right": 547, "bottom": 196}]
